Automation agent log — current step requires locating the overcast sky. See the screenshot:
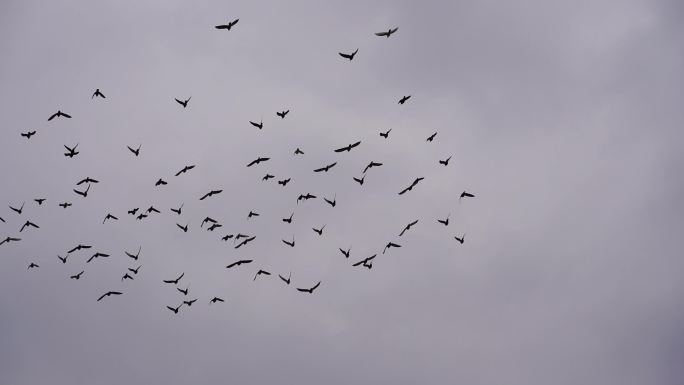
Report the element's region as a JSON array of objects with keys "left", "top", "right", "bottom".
[{"left": 0, "top": 0, "right": 682, "bottom": 384}]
